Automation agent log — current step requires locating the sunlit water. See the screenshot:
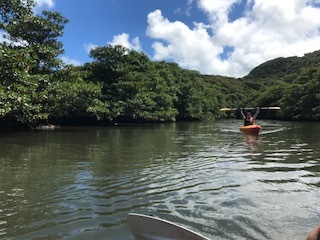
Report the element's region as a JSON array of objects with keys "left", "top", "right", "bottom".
[{"left": 0, "top": 120, "right": 319, "bottom": 239}]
